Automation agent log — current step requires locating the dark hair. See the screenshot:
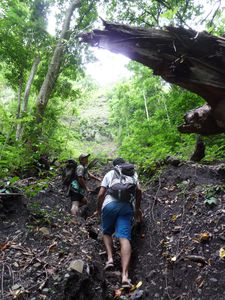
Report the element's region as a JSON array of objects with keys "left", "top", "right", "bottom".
[{"left": 113, "top": 157, "right": 125, "bottom": 166}]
